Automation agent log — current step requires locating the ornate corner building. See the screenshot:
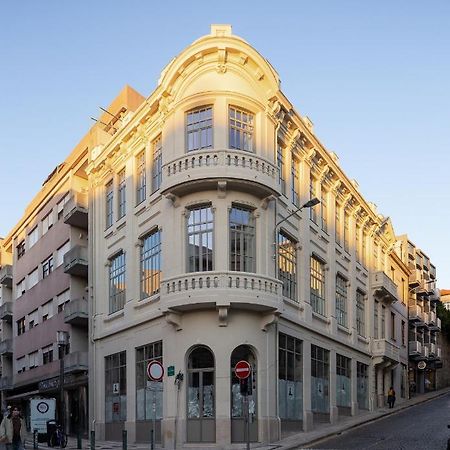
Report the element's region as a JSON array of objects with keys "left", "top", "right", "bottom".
[{"left": 0, "top": 24, "right": 441, "bottom": 448}]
